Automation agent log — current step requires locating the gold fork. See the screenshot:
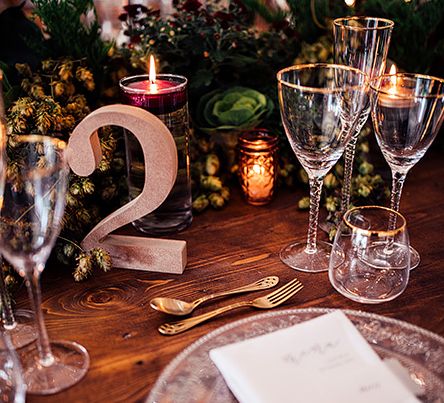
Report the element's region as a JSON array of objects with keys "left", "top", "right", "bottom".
[{"left": 158, "top": 278, "right": 303, "bottom": 335}]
